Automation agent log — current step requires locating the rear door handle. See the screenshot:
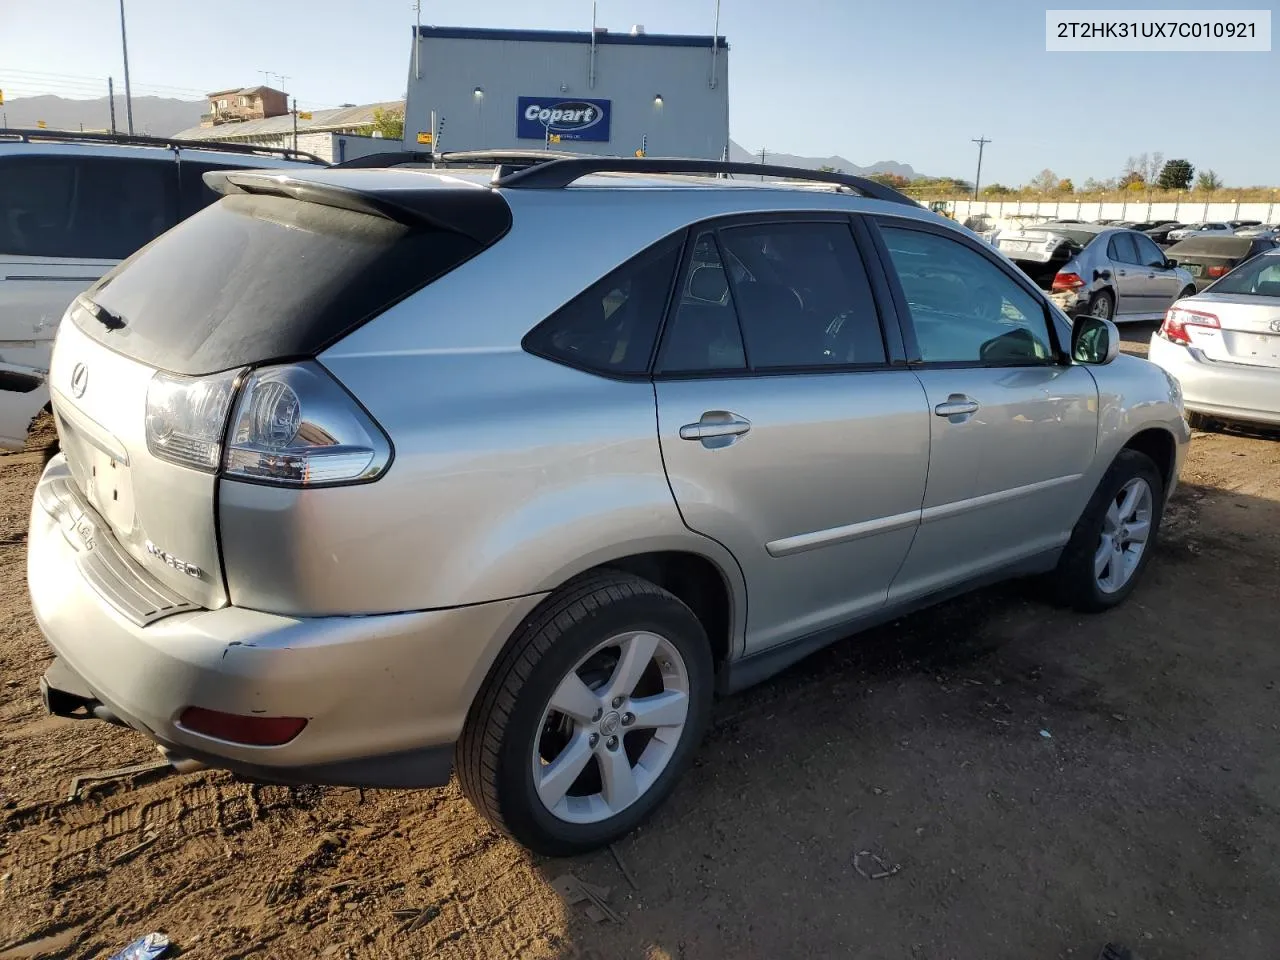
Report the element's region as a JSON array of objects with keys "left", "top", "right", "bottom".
[
  {"left": 934, "top": 396, "right": 979, "bottom": 419},
  {"left": 1118, "top": 269, "right": 1128, "bottom": 276},
  {"left": 679, "top": 412, "right": 752, "bottom": 444}
]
